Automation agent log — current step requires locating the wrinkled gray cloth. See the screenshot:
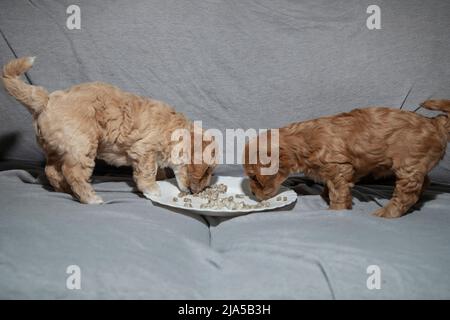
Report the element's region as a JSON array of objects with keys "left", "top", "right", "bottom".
[
  {"left": 1, "top": 166, "right": 450, "bottom": 299},
  {"left": 0, "top": 0, "right": 449, "bottom": 181},
  {"left": 1, "top": 0, "right": 450, "bottom": 299}
]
